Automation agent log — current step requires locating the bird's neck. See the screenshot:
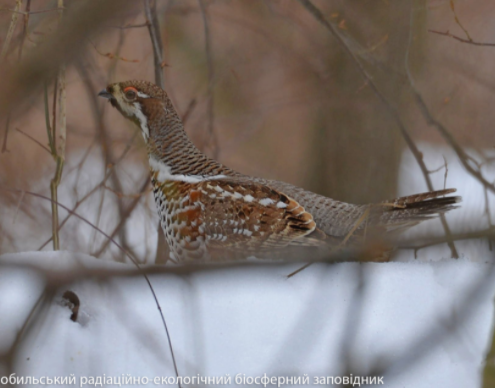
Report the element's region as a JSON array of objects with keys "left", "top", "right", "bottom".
[{"left": 145, "top": 108, "right": 232, "bottom": 179}]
